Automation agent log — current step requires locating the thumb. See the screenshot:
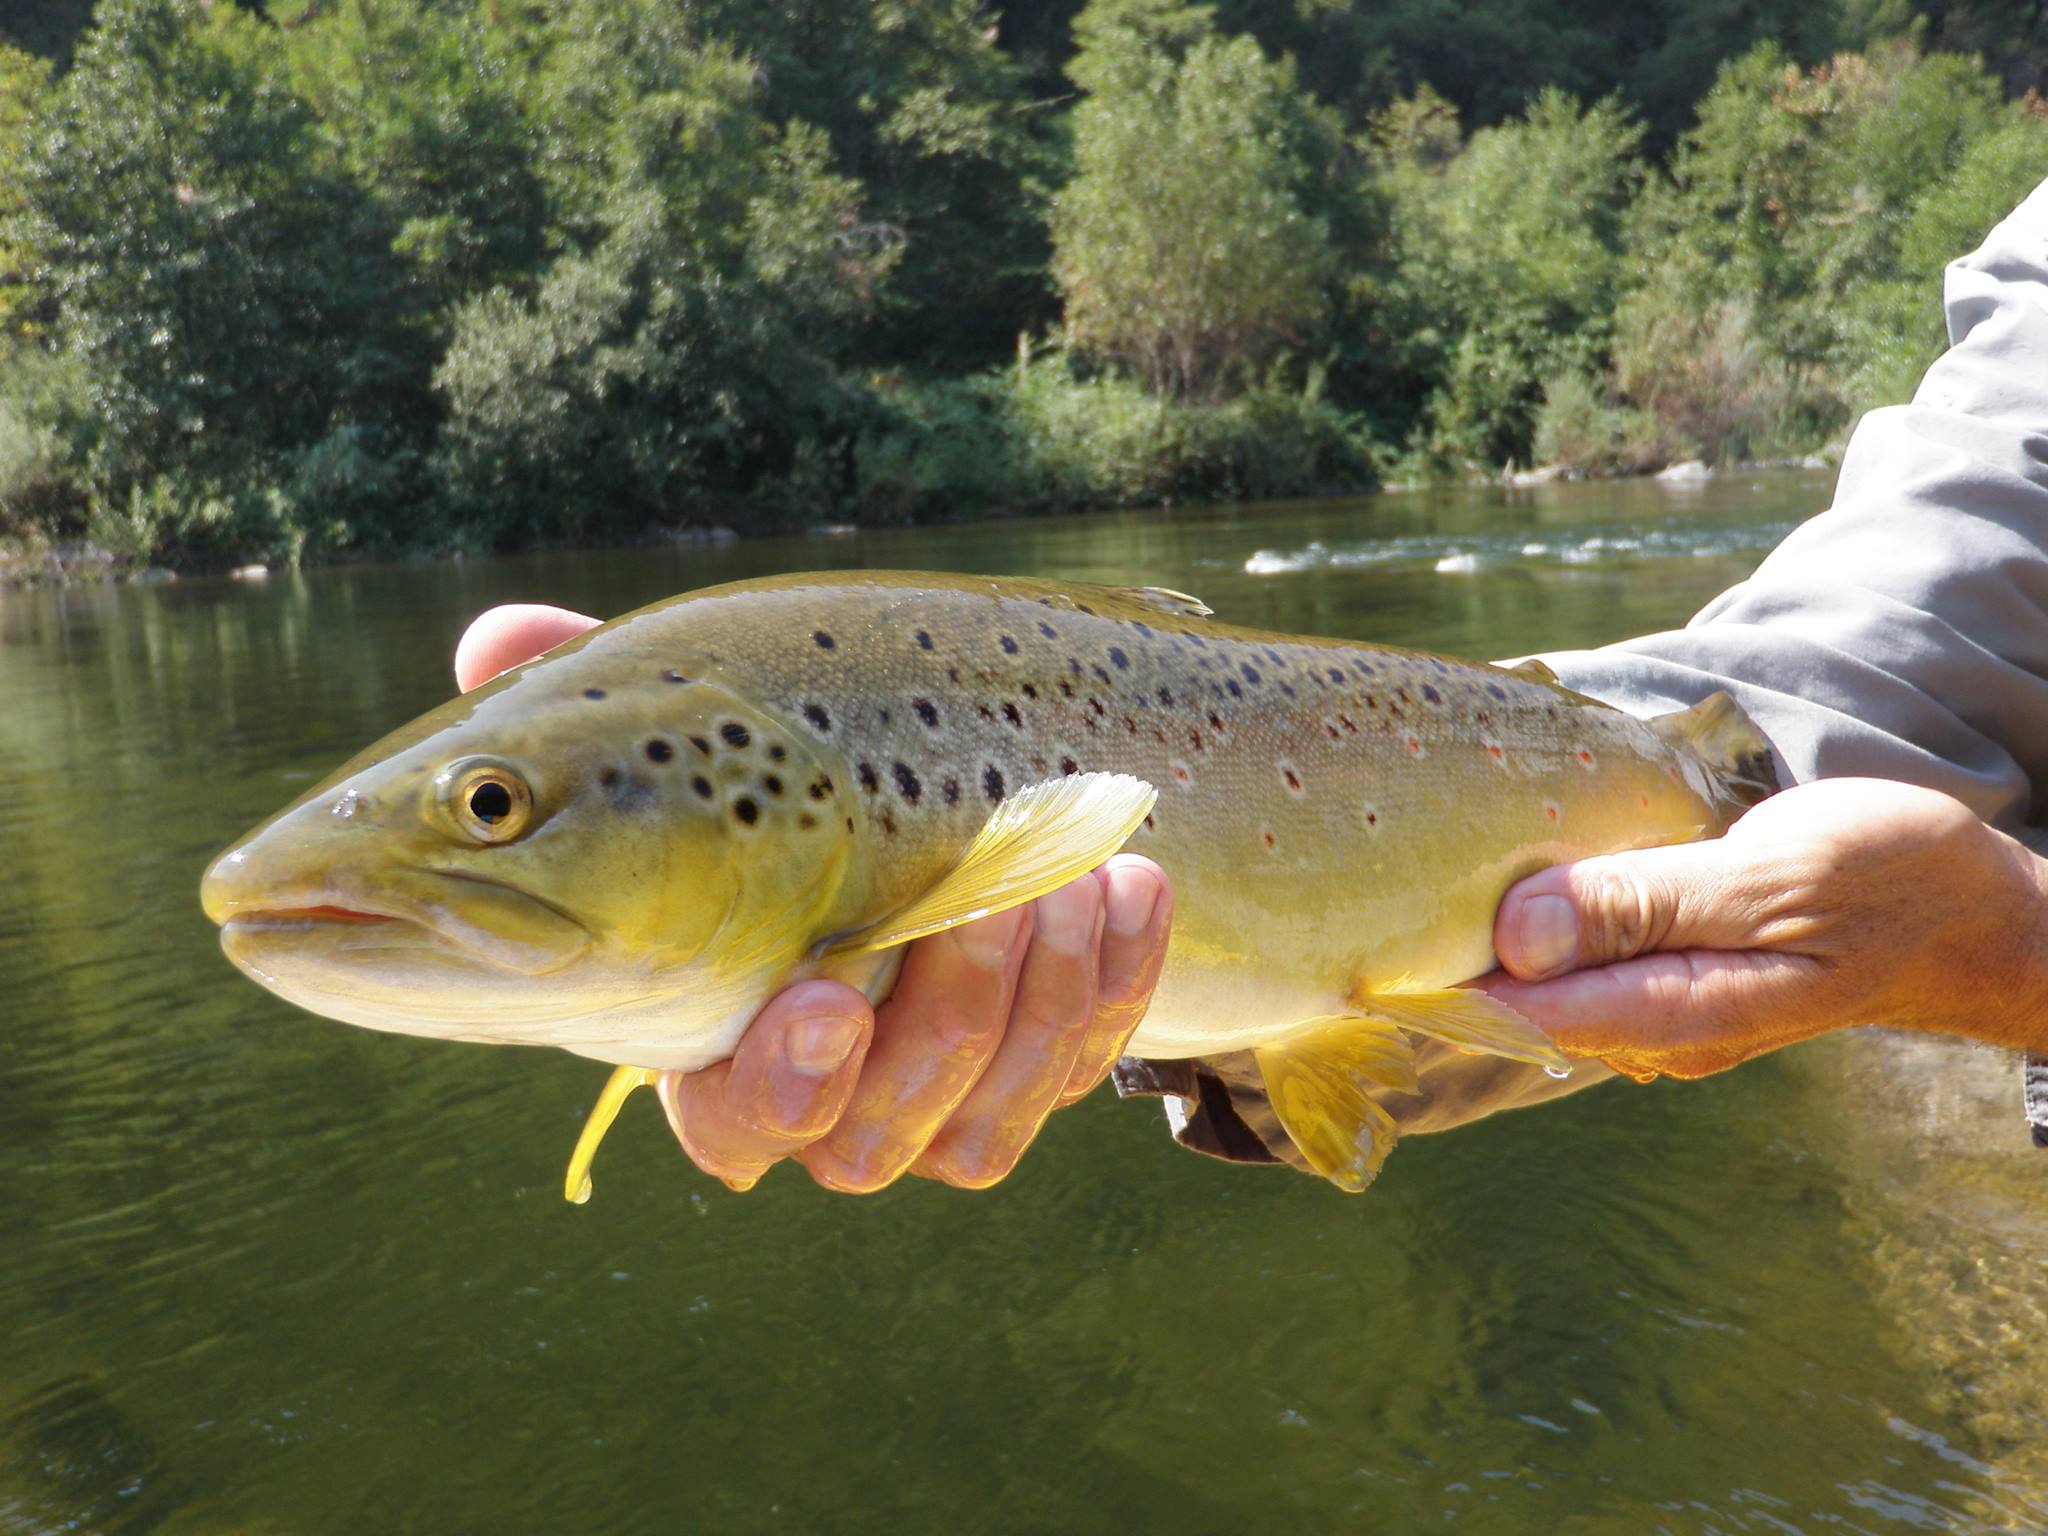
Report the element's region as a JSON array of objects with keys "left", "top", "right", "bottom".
[{"left": 1494, "top": 838, "right": 1778, "bottom": 982}]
